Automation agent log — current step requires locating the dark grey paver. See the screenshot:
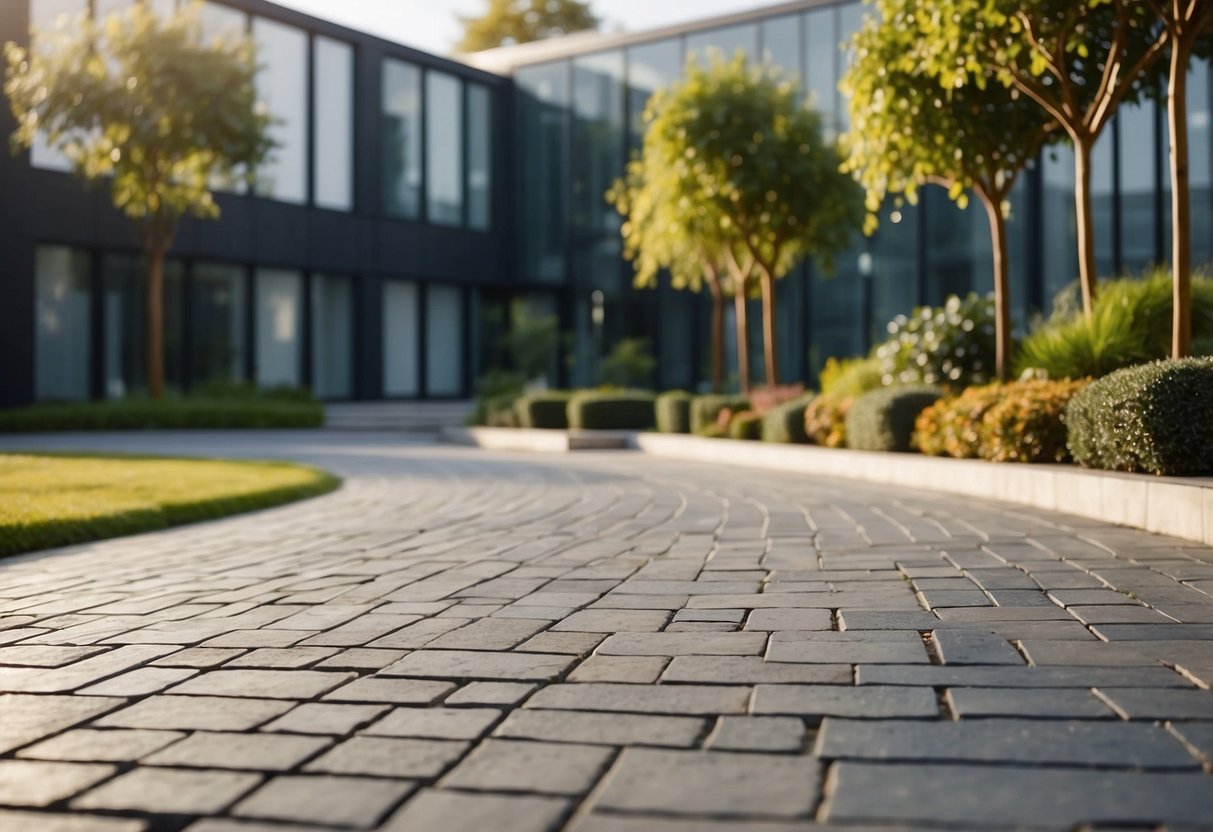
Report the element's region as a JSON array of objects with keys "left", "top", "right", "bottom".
[
  {"left": 857, "top": 665, "right": 1192, "bottom": 688},
  {"left": 1096, "top": 687, "right": 1213, "bottom": 720},
  {"left": 752, "top": 685, "right": 938, "bottom": 718},
  {"left": 661, "top": 656, "right": 850, "bottom": 685},
  {"left": 379, "top": 649, "right": 575, "bottom": 680},
  {"left": 947, "top": 687, "right": 1115, "bottom": 719},
  {"left": 596, "top": 631, "right": 767, "bottom": 656},
  {"left": 495, "top": 709, "right": 706, "bottom": 747},
  {"left": 525, "top": 682, "right": 751, "bottom": 715}
]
